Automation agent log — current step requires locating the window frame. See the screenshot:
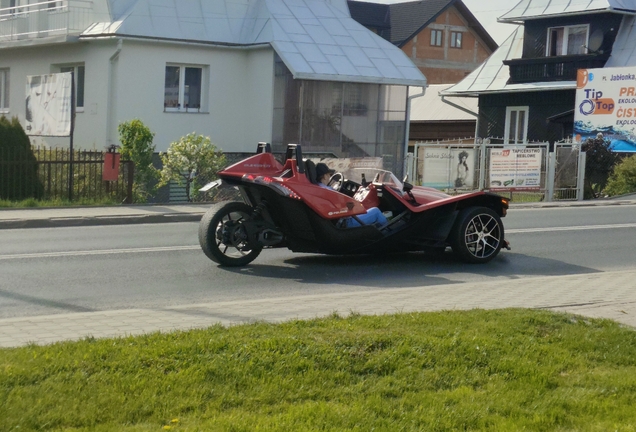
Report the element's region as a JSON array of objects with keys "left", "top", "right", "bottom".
[
  {"left": 450, "top": 31, "right": 463, "bottom": 49},
  {"left": 430, "top": 29, "right": 443, "bottom": 47},
  {"left": 164, "top": 64, "right": 207, "bottom": 113},
  {"left": 546, "top": 24, "right": 589, "bottom": 56},
  {"left": 58, "top": 64, "right": 85, "bottom": 111},
  {"left": 504, "top": 106, "right": 529, "bottom": 145},
  {"left": 0, "top": 68, "right": 8, "bottom": 113}
]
